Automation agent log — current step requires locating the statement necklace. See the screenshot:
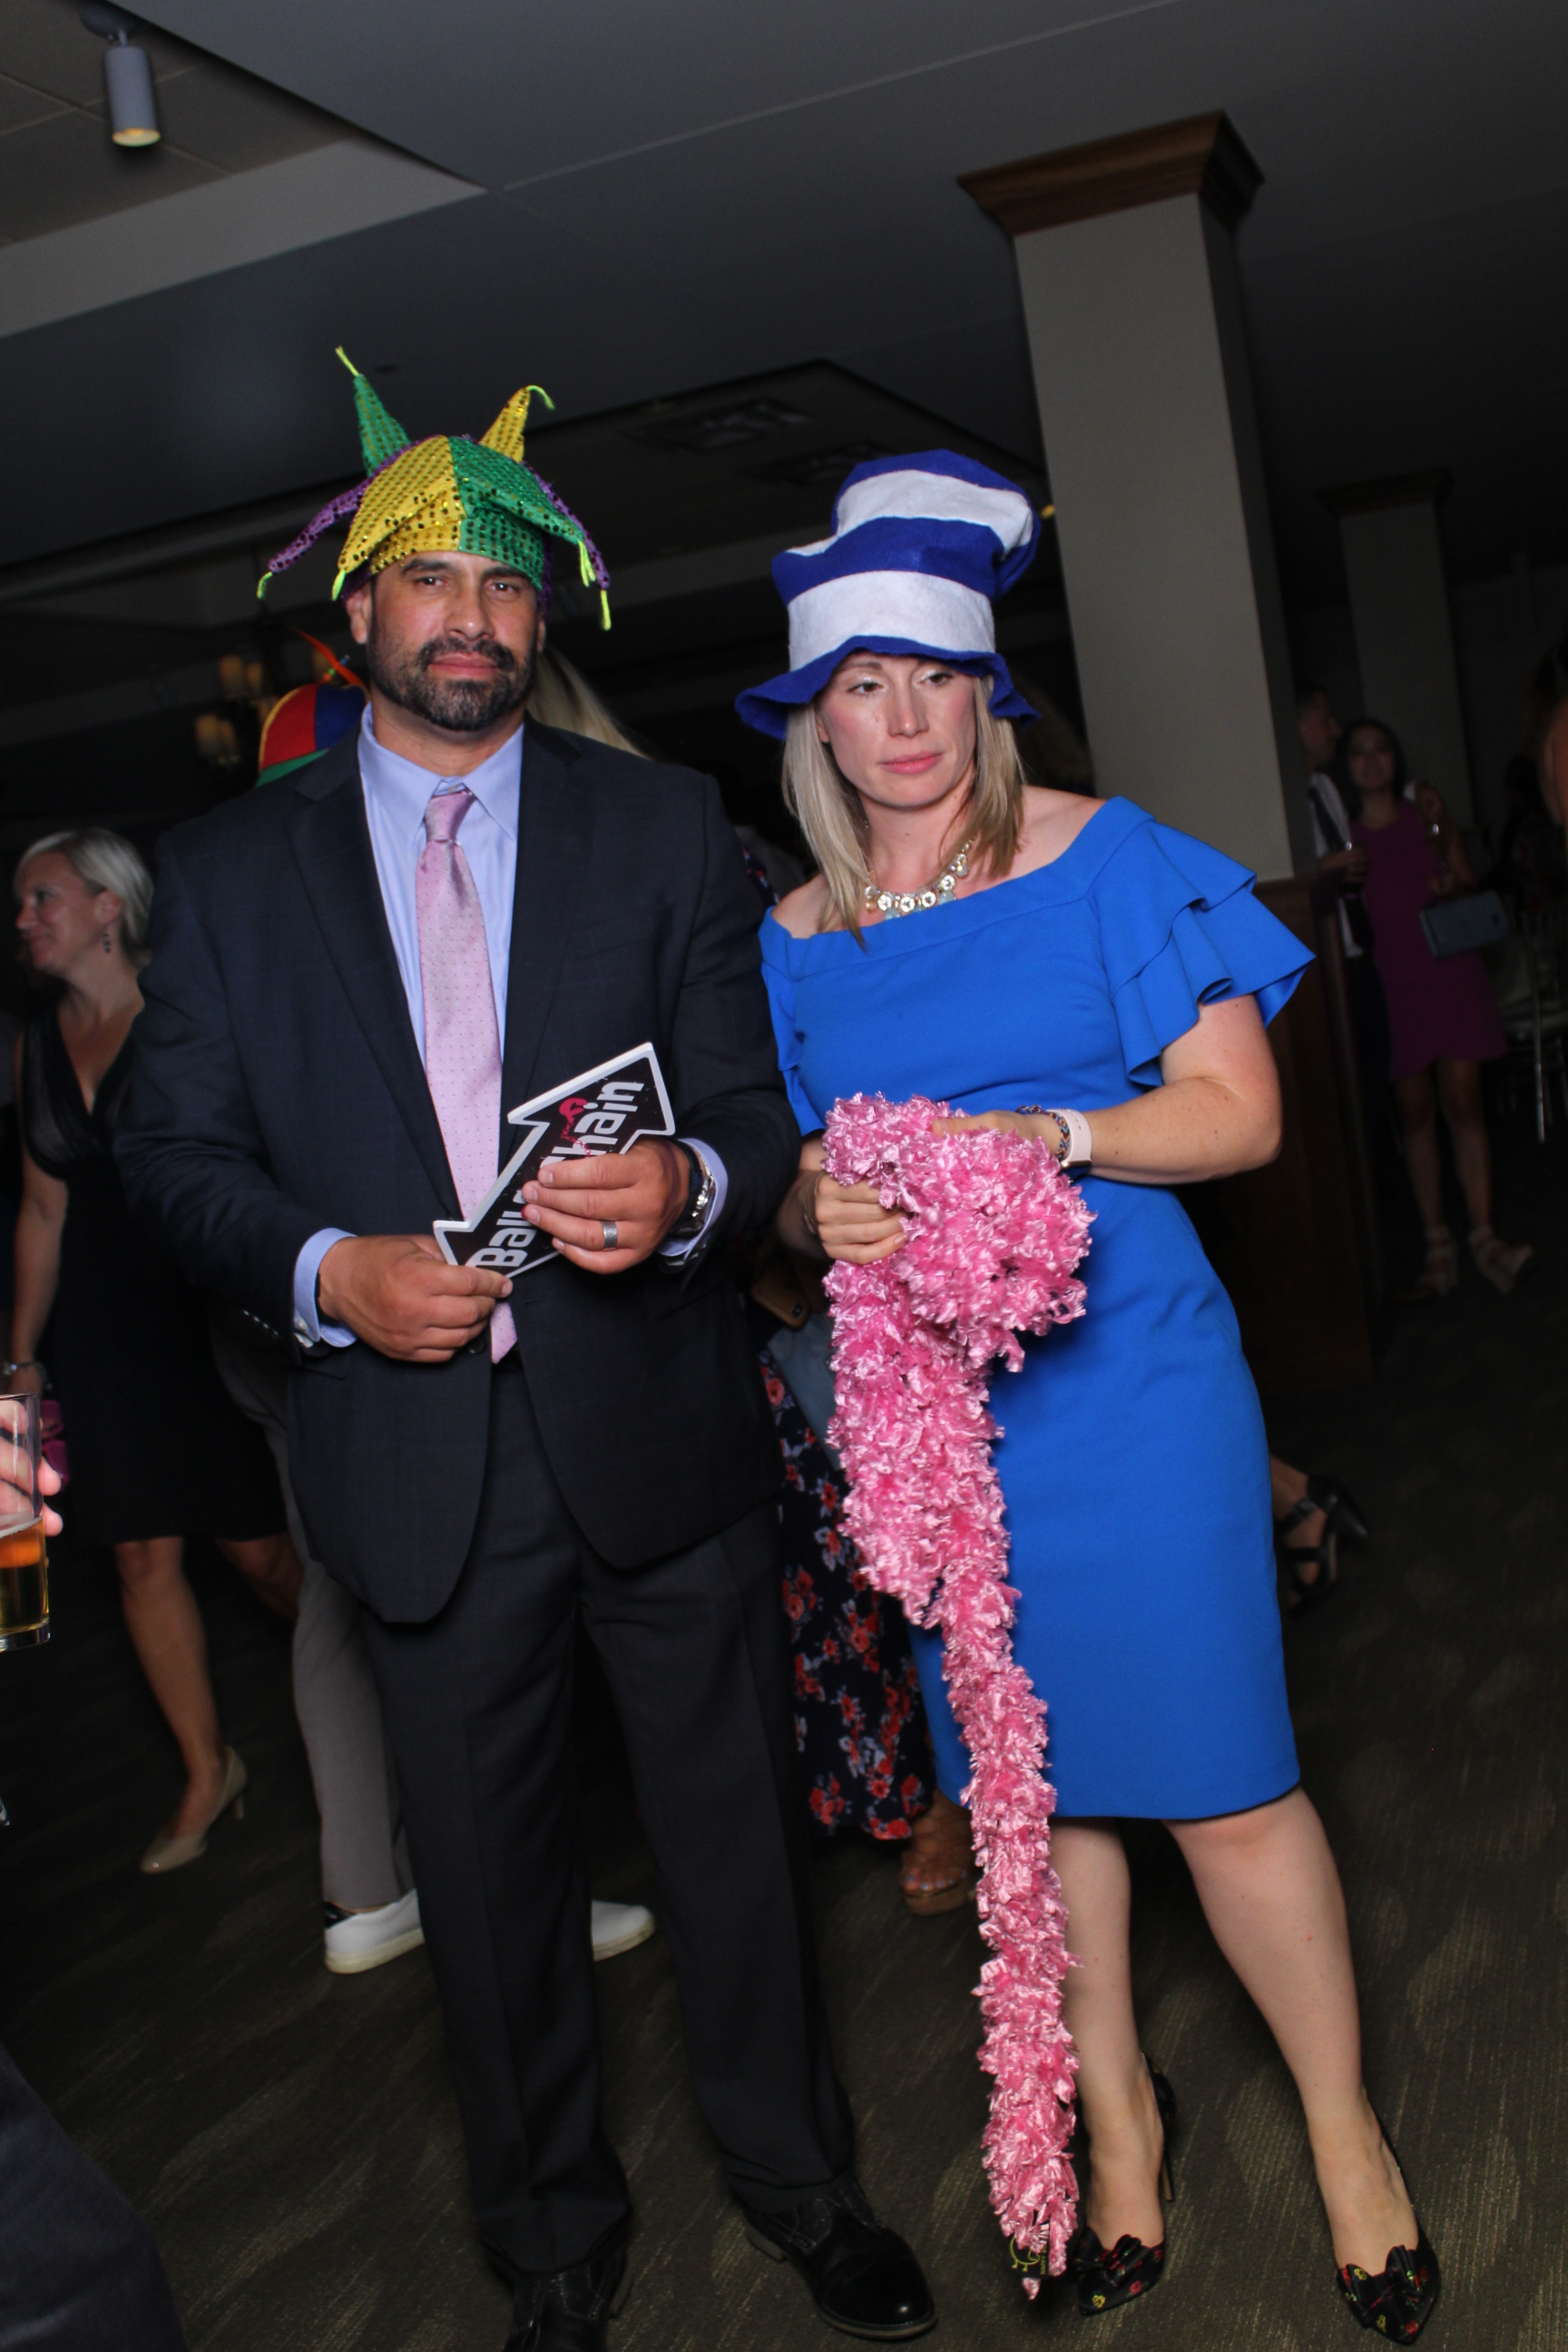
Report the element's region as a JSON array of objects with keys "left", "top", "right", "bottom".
[{"left": 863, "top": 837, "right": 971, "bottom": 919}]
